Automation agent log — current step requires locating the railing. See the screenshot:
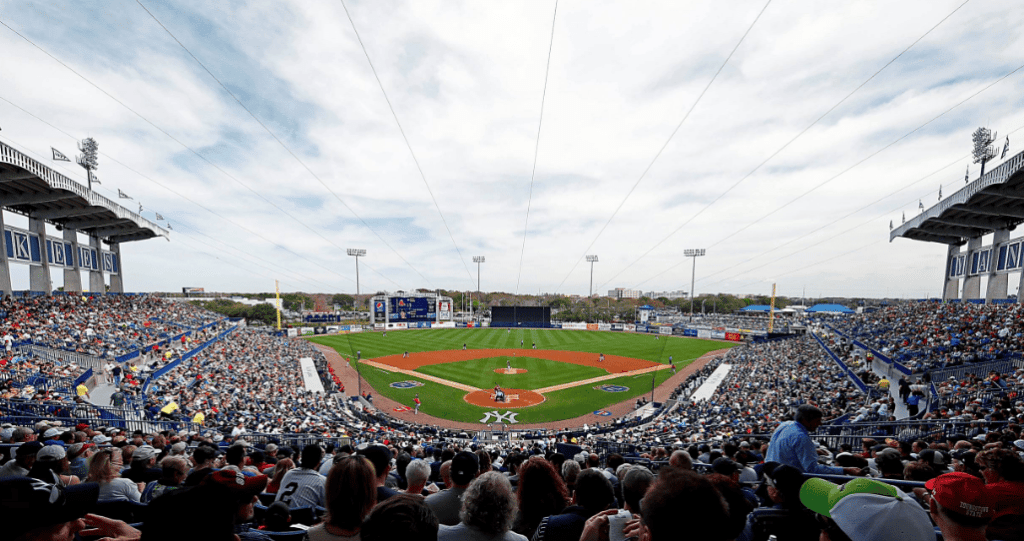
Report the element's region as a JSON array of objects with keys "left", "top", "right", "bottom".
[
  {"left": 926, "top": 357, "right": 1023, "bottom": 383},
  {"left": 810, "top": 332, "right": 869, "bottom": 394},
  {"left": 142, "top": 323, "right": 238, "bottom": 394},
  {"left": 825, "top": 324, "right": 912, "bottom": 375}
]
